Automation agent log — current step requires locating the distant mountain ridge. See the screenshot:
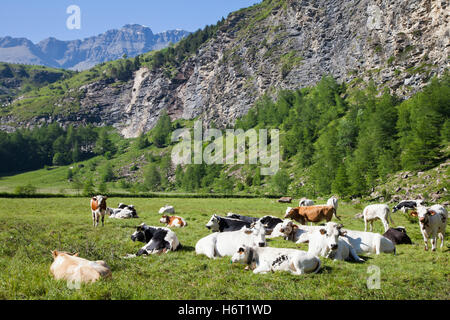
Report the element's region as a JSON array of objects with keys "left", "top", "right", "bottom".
[{"left": 0, "top": 25, "right": 190, "bottom": 70}]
